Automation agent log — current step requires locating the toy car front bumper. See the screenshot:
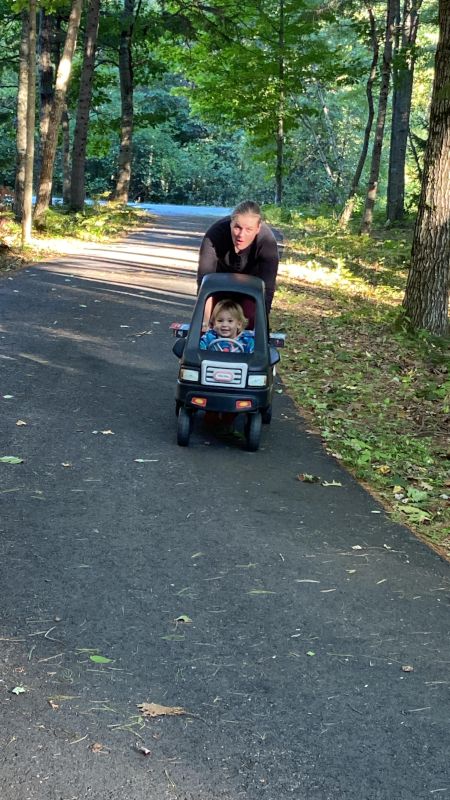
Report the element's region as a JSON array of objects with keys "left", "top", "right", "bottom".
[{"left": 176, "top": 384, "right": 271, "bottom": 413}]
